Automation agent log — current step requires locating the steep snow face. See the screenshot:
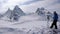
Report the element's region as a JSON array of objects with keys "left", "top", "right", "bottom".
[
  {"left": 1, "top": 8, "right": 12, "bottom": 20},
  {"left": 5, "top": 8, "right": 12, "bottom": 18},
  {"left": 12, "top": 5, "right": 25, "bottom": 21},
  {"left": 13, "top": 5, "right": 25, "bottom": 16}
]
